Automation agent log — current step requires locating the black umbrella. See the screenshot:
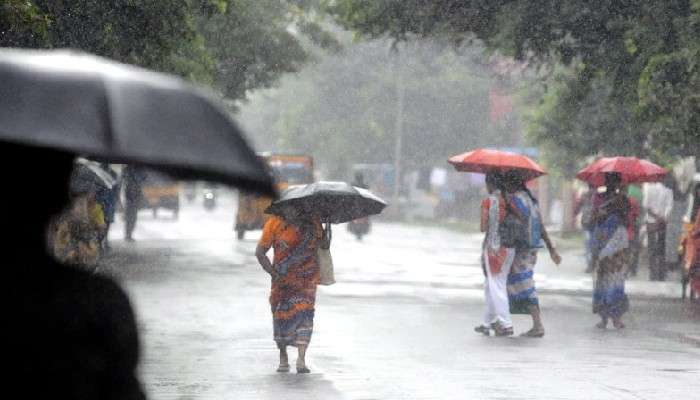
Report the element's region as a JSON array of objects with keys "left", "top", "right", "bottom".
[
  {"left": 0, "top": 49, "right": 274, "bottom": 195},
  {"left": 265, "top": 181, "right": 388, "bottom": 224}
]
